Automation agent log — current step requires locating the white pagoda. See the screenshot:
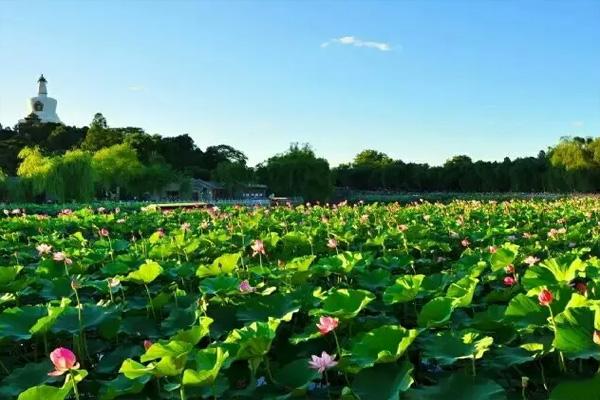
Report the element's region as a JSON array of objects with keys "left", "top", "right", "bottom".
[{"left": 20, "top": 74, "right": 61, "bottom": 124}]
